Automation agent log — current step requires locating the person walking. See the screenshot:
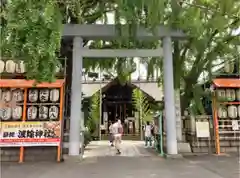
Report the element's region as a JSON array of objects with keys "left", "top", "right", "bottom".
[
  {"left": 109, "top": 121, "right": 114, "bottom": 146},
  {"left": 144, "top": 121, "right": 153, "bottom": 147},
  {"left": 112, "top": 119, "right": 123, "bottom": 155}
]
